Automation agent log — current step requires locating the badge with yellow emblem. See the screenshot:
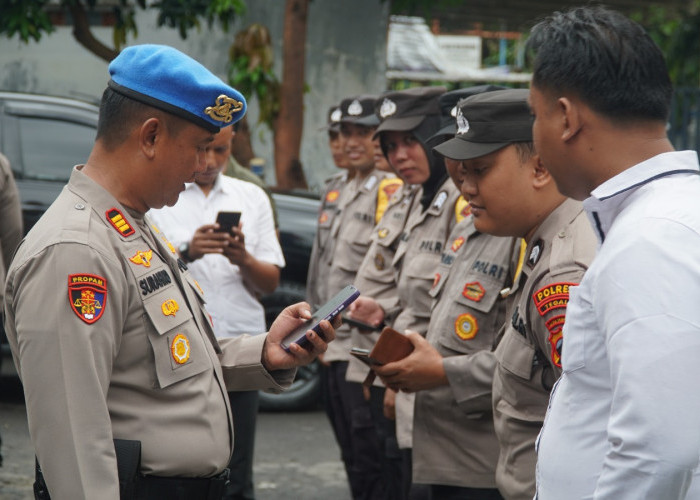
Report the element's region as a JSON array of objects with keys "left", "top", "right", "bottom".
[
  {"left": 130, "top": 249, "right": 153, "bottom": 267},
  {"left": 454, "top": 313, "right": 478, "bottom": 340},
  {"left": 326, "top": 190, "right": 340, "bottom": 203},
  {"left": 171, "top": 333, "right": 191, "bottom": 364},
  {"left": 162, "top": 299, "right": 179, "bottom": 317},
  {"left": 68, "top": 274, "right": 107, "bottom": 324}
]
